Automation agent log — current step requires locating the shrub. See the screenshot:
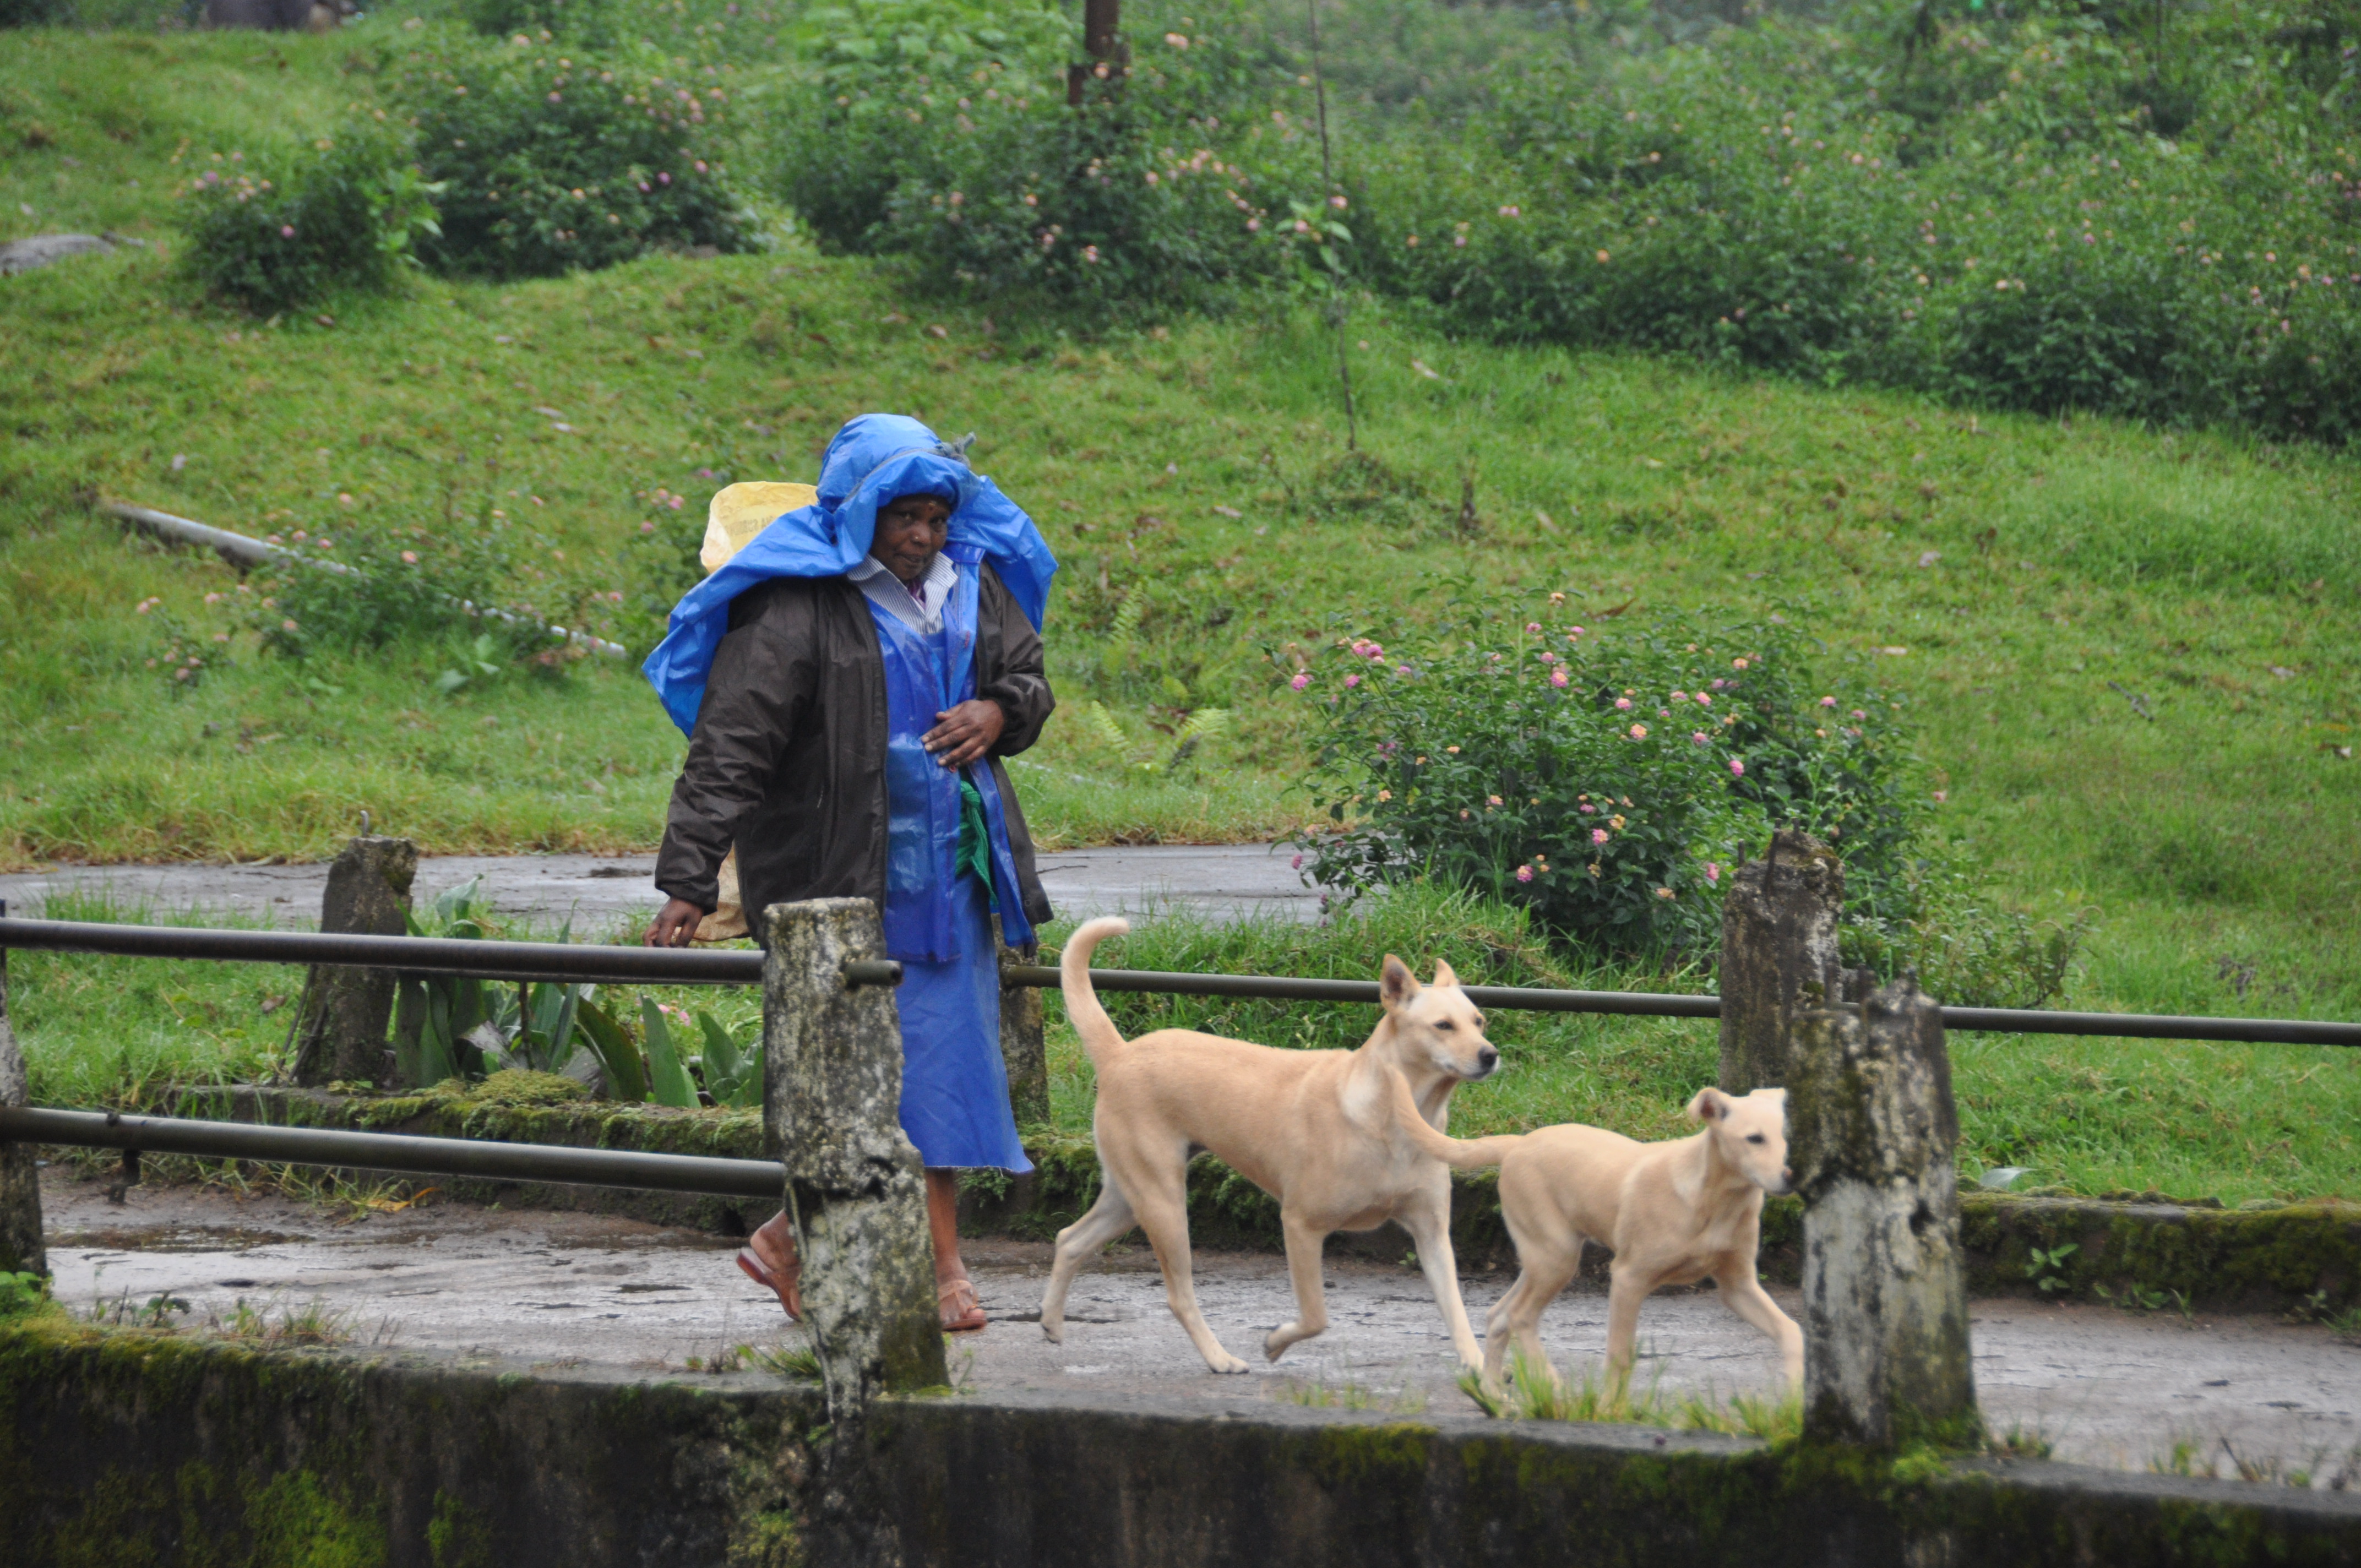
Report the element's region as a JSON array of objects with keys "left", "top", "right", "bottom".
[
  {"left": 237, "top": 513, "right": 553, "bottom": 662},
  {"left": 771, "top": 0, "right": 1326, "bottom": 309},
  {"left": 173, "top": 127, "right": 440, "bottom": 312},
  {"left": 387, "top": 29, "right": 752, "bottom": 279},
  {"left": 1288, "top": 601, "right": 1928, "bottom": 959}
]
